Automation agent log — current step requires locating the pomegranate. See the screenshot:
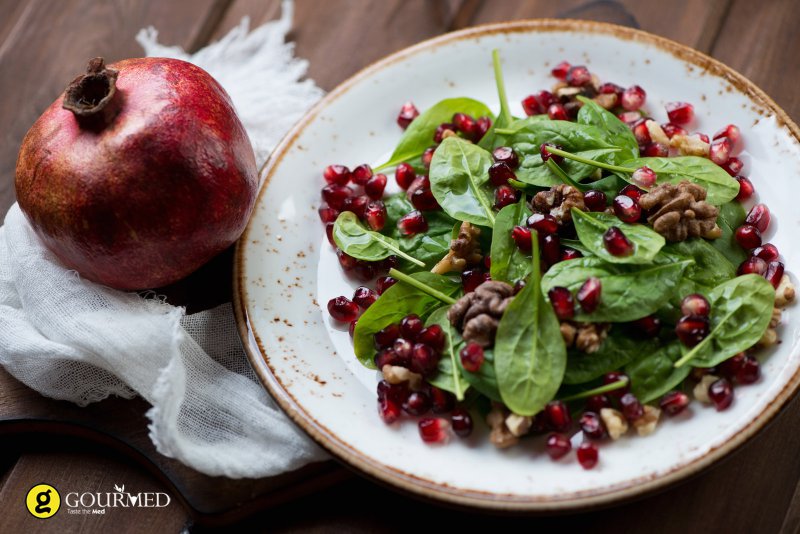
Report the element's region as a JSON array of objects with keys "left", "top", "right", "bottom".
[{"left": 15, "top": 57, "right": 258, "bottom": 290}]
